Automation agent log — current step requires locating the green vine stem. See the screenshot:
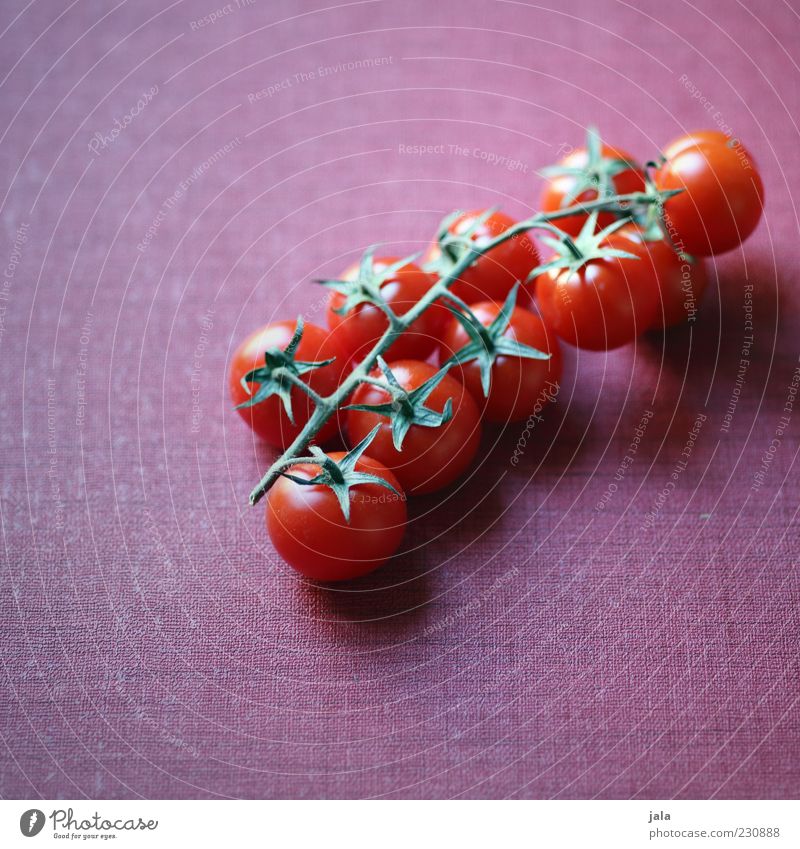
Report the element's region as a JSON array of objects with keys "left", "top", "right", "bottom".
[{"left": 248, "top": 188, "right": 679, "bottom": 506}]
